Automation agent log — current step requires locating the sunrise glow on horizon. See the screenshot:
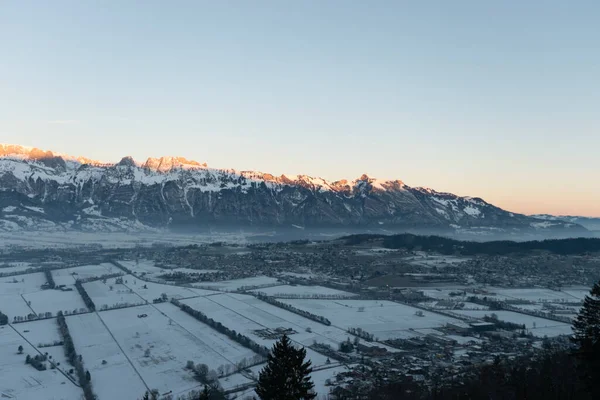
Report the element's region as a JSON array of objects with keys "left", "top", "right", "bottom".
[{"left": 1, "top": 2, "right": 599, "bottom": 217}]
